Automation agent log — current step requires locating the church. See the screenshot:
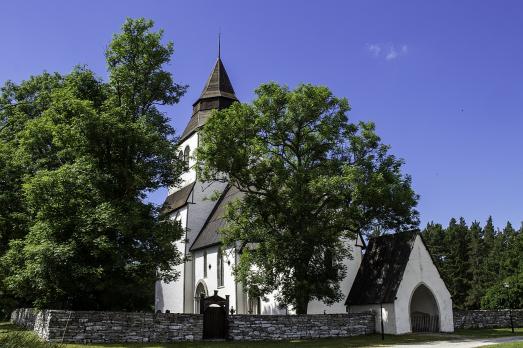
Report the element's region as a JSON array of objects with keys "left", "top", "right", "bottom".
[{"left": 155, "top": 54, "right": 454, "bottom": 334}]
